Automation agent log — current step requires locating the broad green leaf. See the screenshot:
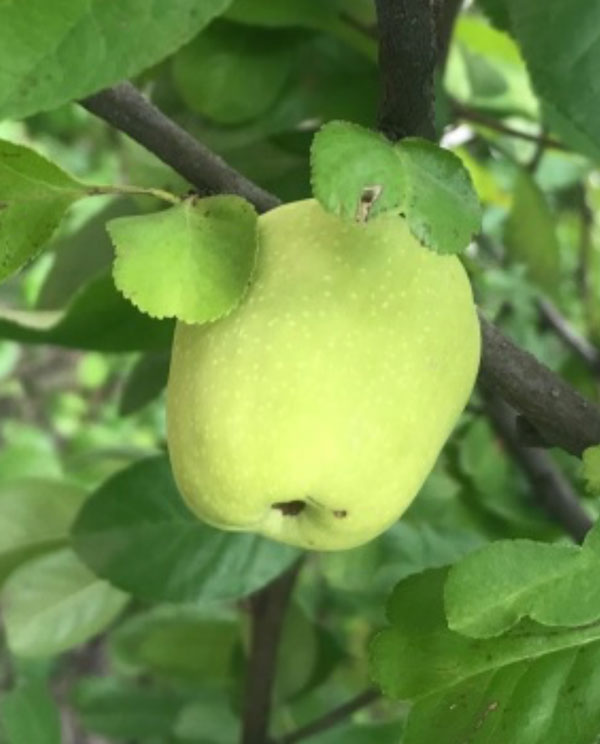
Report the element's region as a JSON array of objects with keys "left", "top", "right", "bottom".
[
  {"left": 71, "top": 456, "right": 301, "bottom": 603},
  {"left": 119, "top": 350, "right": 171, "bottom": 415},
  {"left": 275, "top": 603, "right": 319, "bottom": 702},
  {"left": 404, "top": 645, "right": 600, "bottom": 744},
  {"left": 0, "top": 479, "right": 86, "bottom": 586},
  {"left": 111, "top": 606, "right": 239, "bottom": 683},
  {"left": 0, "top": 679, "right": 61, "bottom": 744},
  {"left": 0, "top": 139, "right": 86, "bottom": 280},
  {"left": 2, "top": 547, "right": 129, "bottom": 657},
  {"left": 504, "top": 170, "right": 561, "bottom": 294},
  {"left": 369, "top": 568, "right": 600, "bottom": 700},
  {"left": 311, "top": 121, "right": 480, "bottom": 254},
  {"left": 72, "top": 677, "right": 185, "bottom": 741},
  {"left": 582, "top": 445, "right": 600, "bottom": 497},
  {"left": 0, "top": 0, "right": 232, "bottom": 120},
  {"left": 506, "top": 0, "right": 600, "bottom": 160},
  {"left": 108, "top": 196, "right": 258, "bottom": 324},
  {"left": 445, "top": 525, "right": 600, "bottom": 638},
  {"left": 0, "top": 273, "right": 173, "bottom": 351},
  {"left": 172, "top": 21, "right": 298, "bottom": 125}
]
